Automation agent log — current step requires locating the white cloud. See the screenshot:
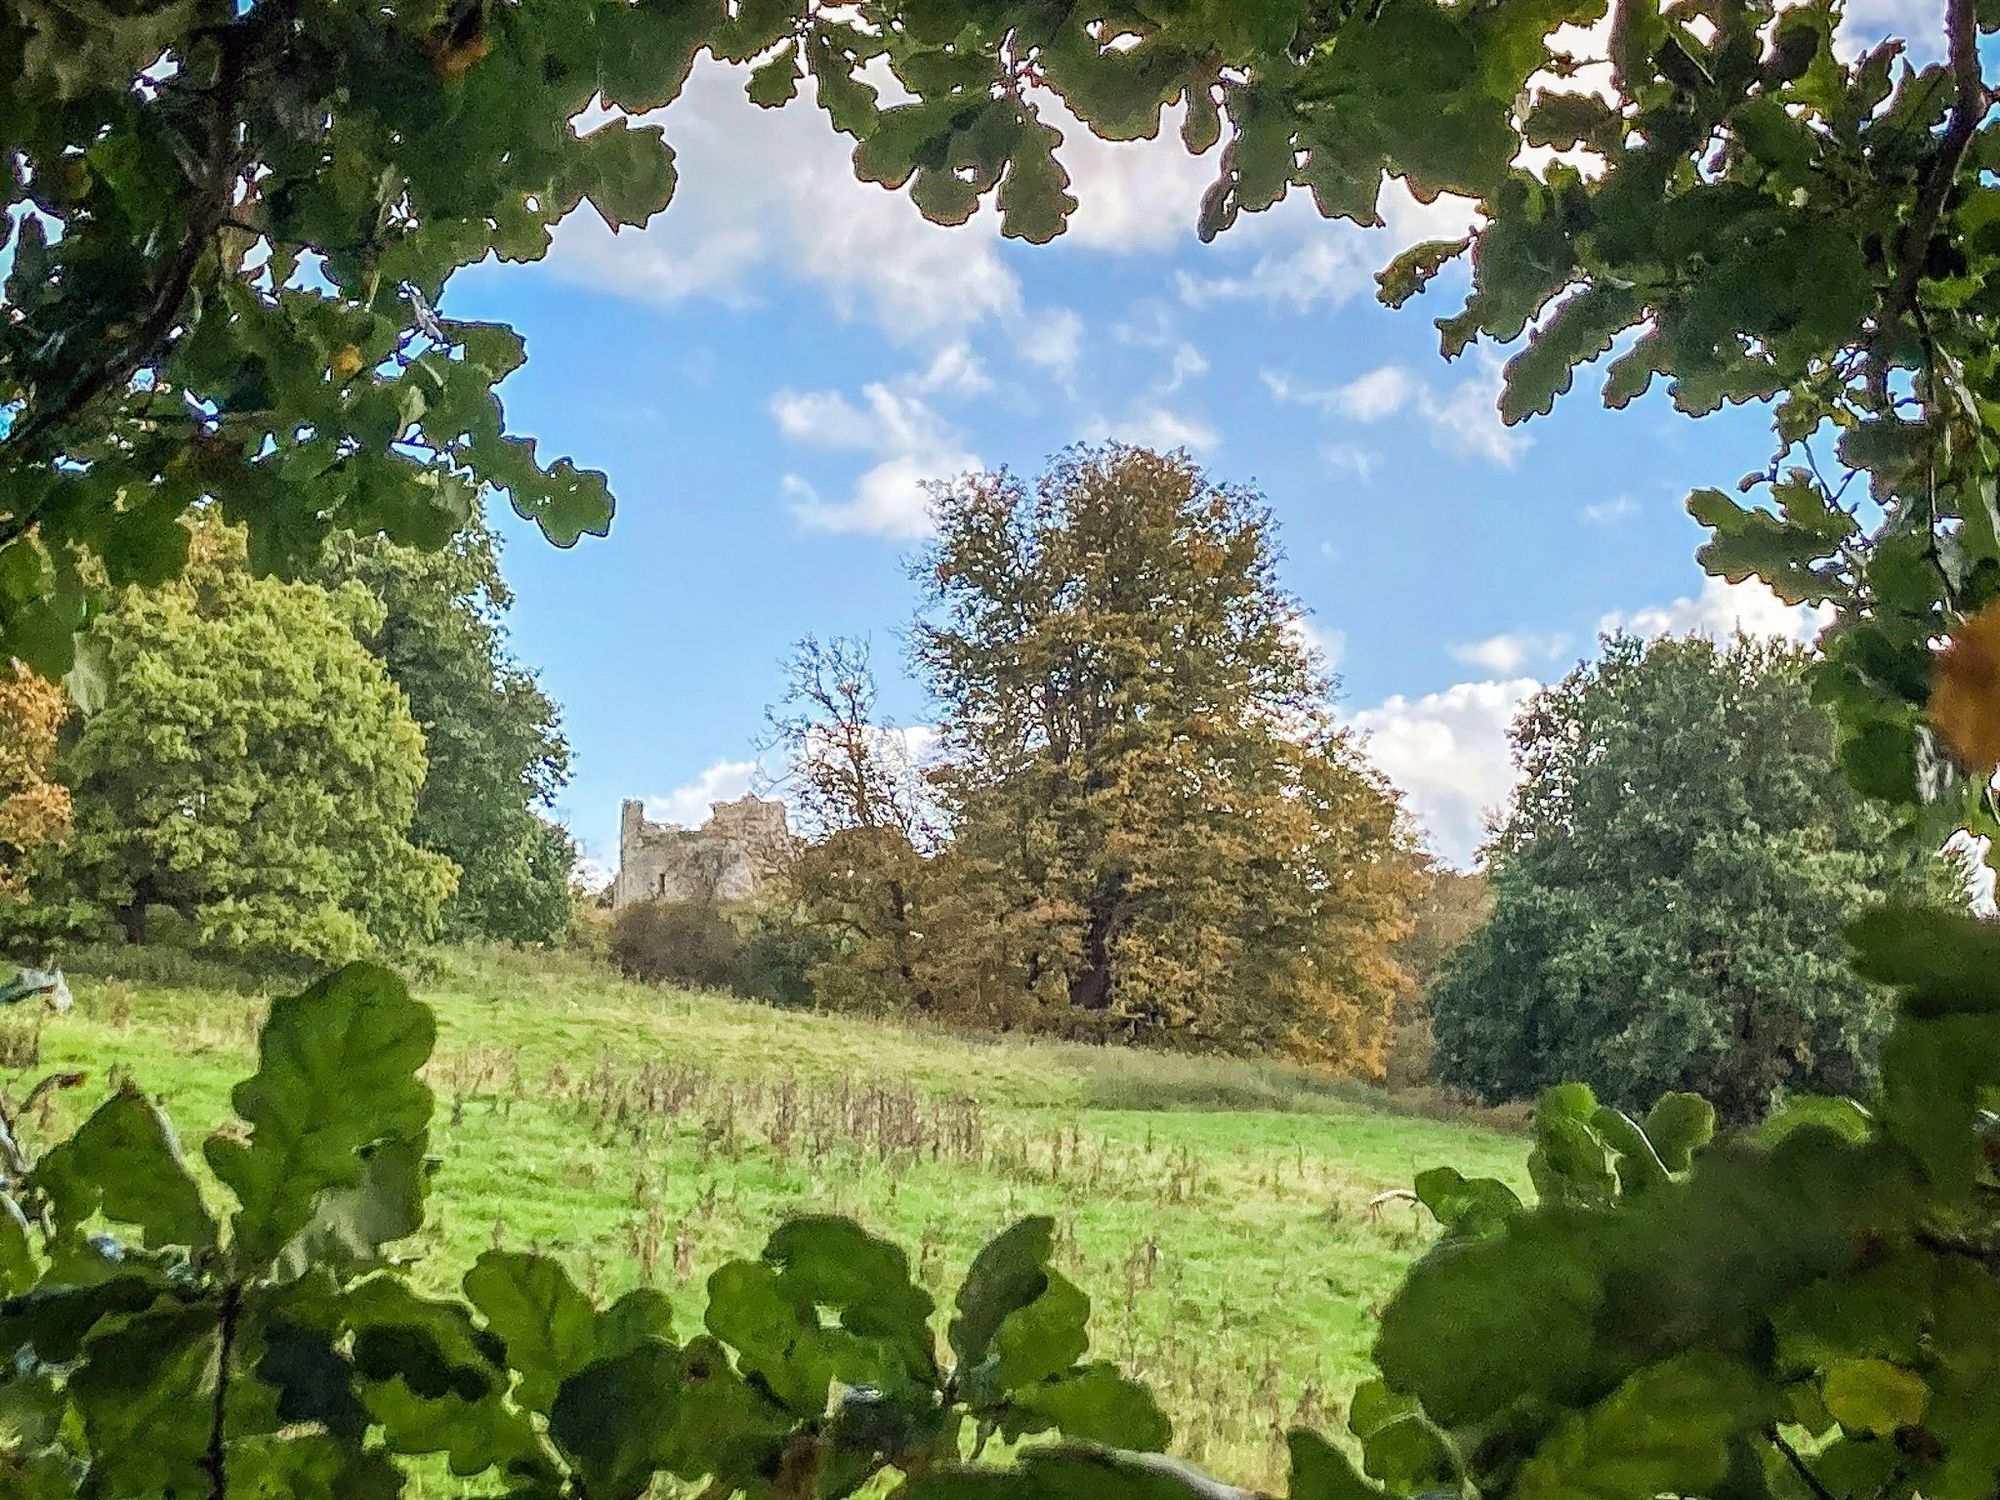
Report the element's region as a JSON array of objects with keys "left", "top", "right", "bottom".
[
  {"left": 646, "top": 758, "right": 760, "bottom": 829},
  {"left": 1177, "top": 183, "right": 1478, "bottom": 312},
  {"left": 773, "top": 379, "right": 980, "bottom": 538},
  {"left": 1582, "top": 495, "right": 1638, "bottom": 525},
  {"left": 1322, "top": 443, "right": 1378, "bottom": 482},
  {"left": 547, "top": 65, "right": 1019, "bottom": 344},
  {"left": 1350, "top": 678, "right": 1541, "bottom": 866},
  {"left": 1599, "top": 575, "right": 1830, "bottom": 644},
  {"left": 1427, "top": 356, "right": 1528, "bottom": 466},
  {"left": 1264, "top": 355, "right": 1526, "bottom": 468},
  {"left": 1020, "top": 308, "right": 1086, "bottom": 388},
  {"left": 912, "top": 342, "right": 993, "bottom": 396},
  {"left": 1450, "top": 631, "right": 1572, "bottom": 675},
  {"left": 1050, "top": 99, "right": 1216, "bottom": 252},
  {"left": 1081, "top": 403, "right": 1220, "bottom": 453},
  {"left": 1288, "top": 615, "right": 1348, "bottom": 671},
  {"left": 1111, "top": 304, "right": 1211, "bottom": 395}
]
